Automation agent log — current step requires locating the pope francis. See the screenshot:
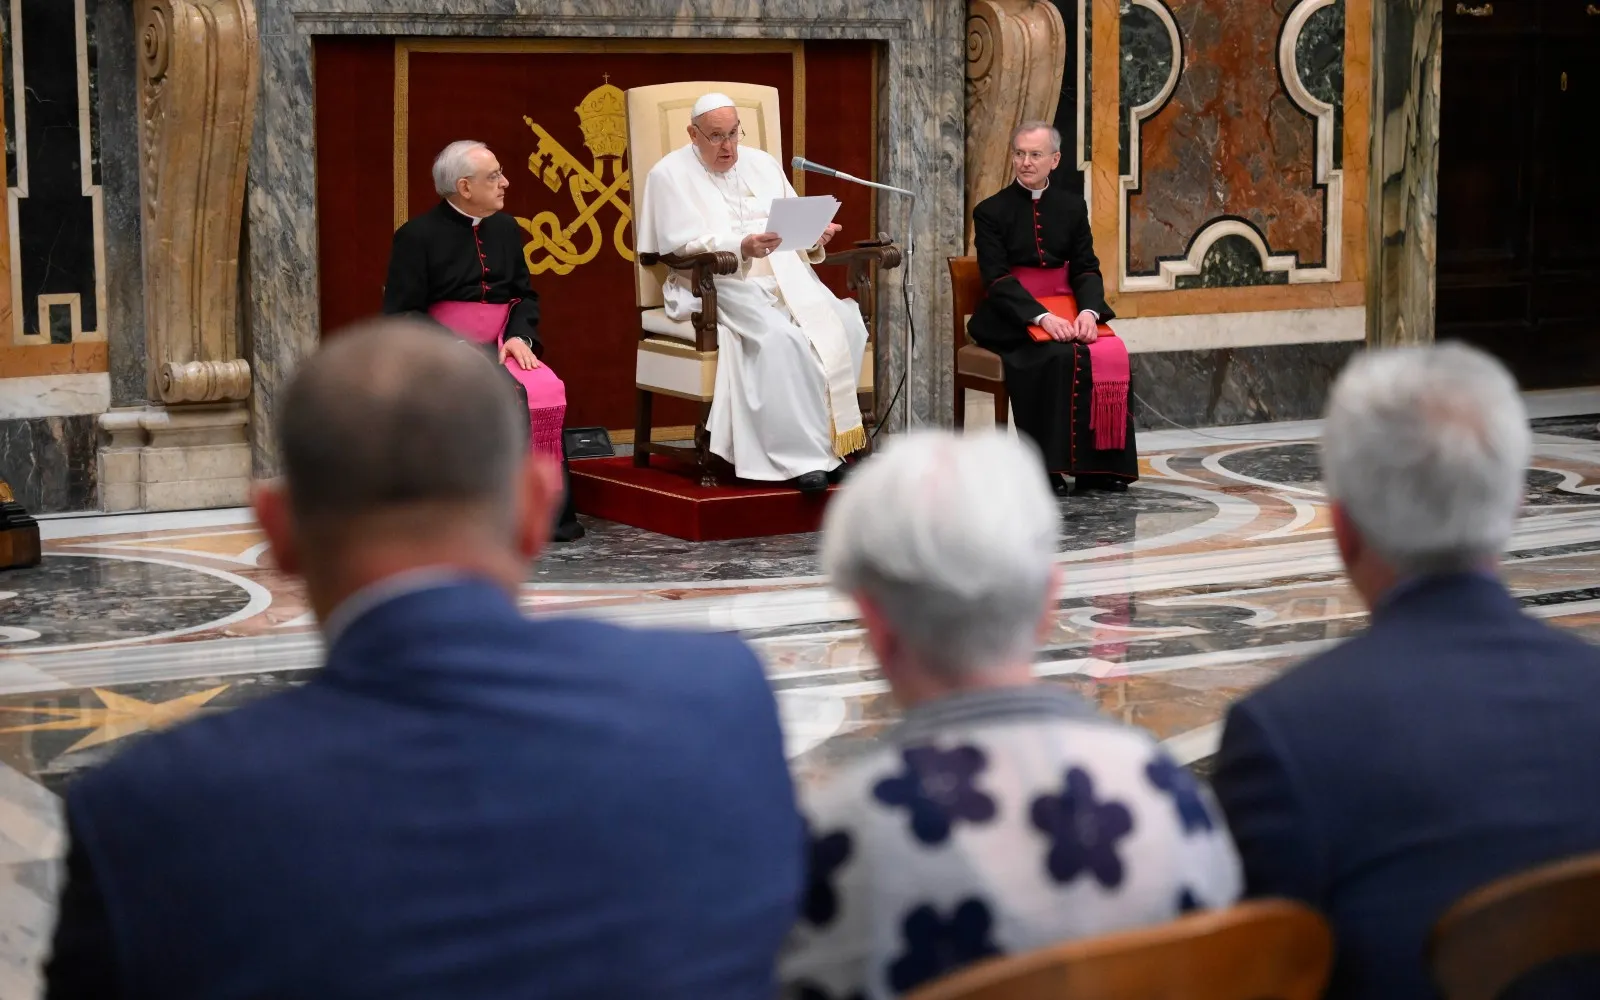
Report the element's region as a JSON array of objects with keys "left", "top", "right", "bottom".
[{"left": 637, "top": 92, "right": 868, "bottom": 493}]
